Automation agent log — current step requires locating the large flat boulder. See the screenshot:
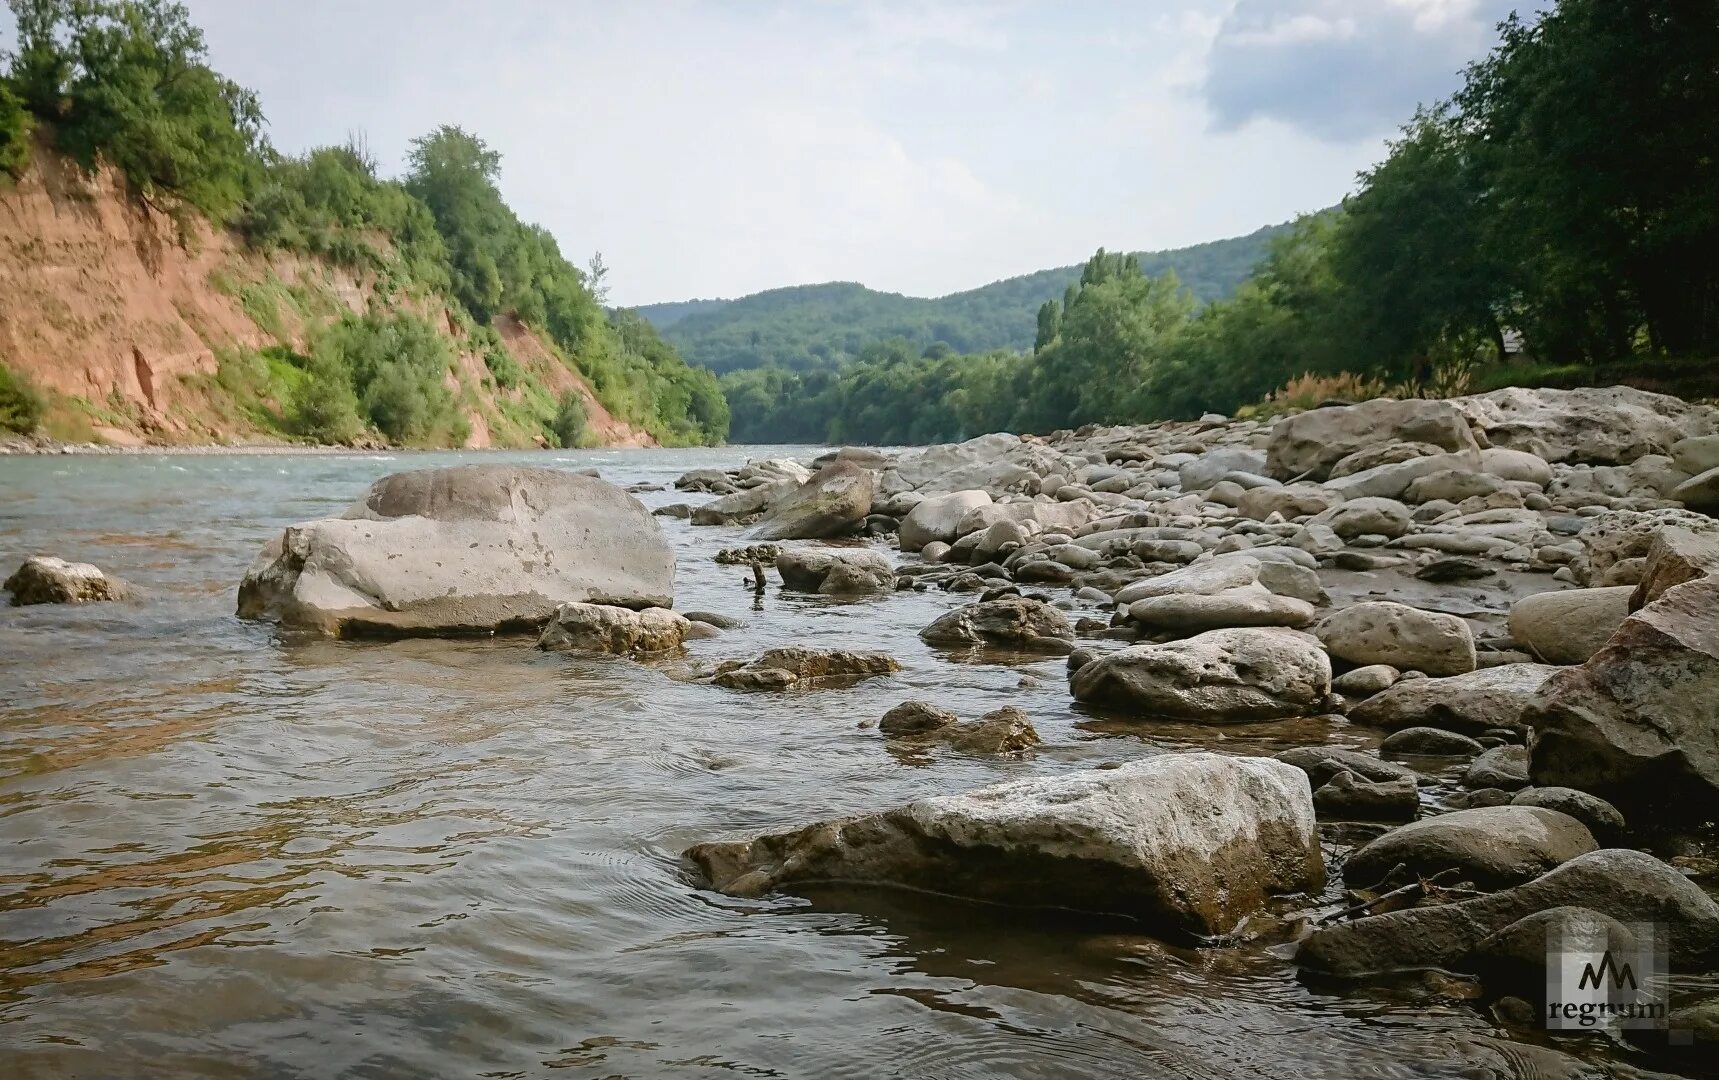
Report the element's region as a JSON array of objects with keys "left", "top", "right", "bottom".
[
  {"left": 1452, "top": 385, "right": 1718, "bottom": 465},
  {"left": 1527, "top": 577, "right": 1719, "bottom": 814},
  {"left": 237, "top": 465, "right": 673, "bottom": 637},
  {"left": 1266, "top": 399, "right": 1479, "bottom": 481},
  {"left": 1071, "top": 628, "right": 1331, "bottom": 722},
  {"left": 684, "top": 752, "right": 1323, "bottom": 935},
  {"left": 1349, "top": 663, "right": 1561, "bottom": 734},
  {"left": 749, "top": 461, "right": 875, "bottom": 540}
]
